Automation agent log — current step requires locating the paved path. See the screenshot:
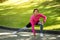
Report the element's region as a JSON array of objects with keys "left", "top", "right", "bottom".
[{"left": 0, "top": 29, "right": 60, "bottom": 40}]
